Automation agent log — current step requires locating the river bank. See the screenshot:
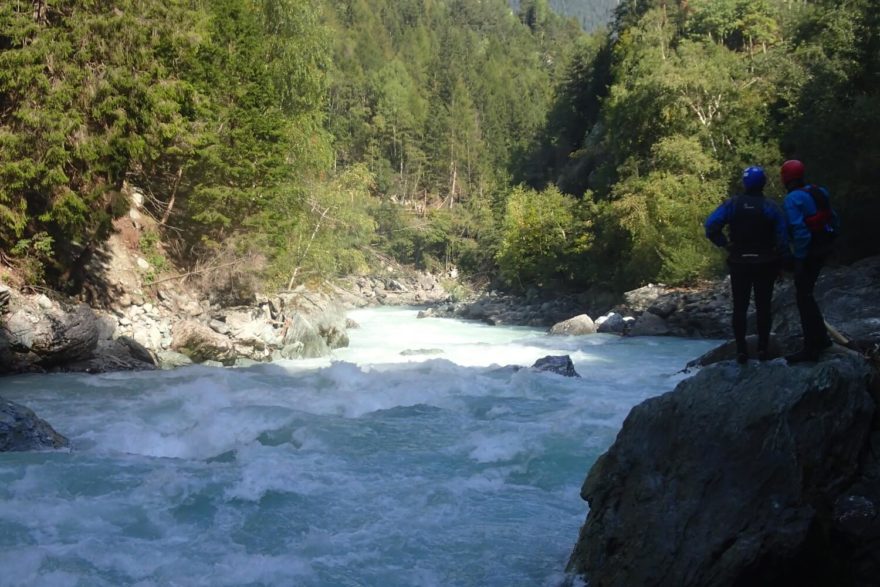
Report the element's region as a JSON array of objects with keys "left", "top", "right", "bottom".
[{"left": 3, "top": 253, "right": 879, "bottom": 376}]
